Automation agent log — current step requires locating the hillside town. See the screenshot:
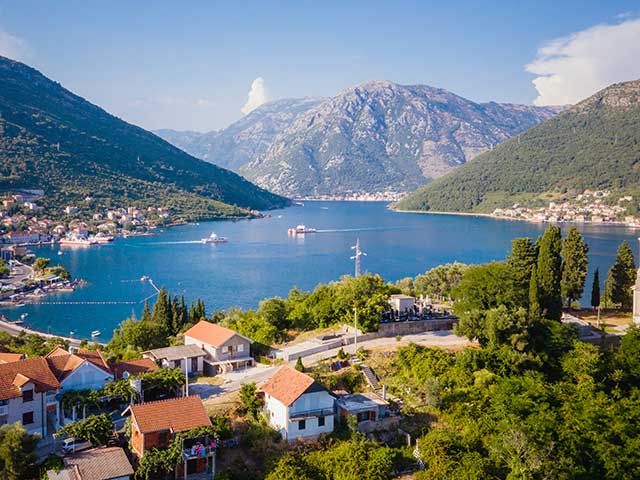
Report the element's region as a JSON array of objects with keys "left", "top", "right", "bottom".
[{"left": 492, "top": 189, "right": 640, "bottom": 225}]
